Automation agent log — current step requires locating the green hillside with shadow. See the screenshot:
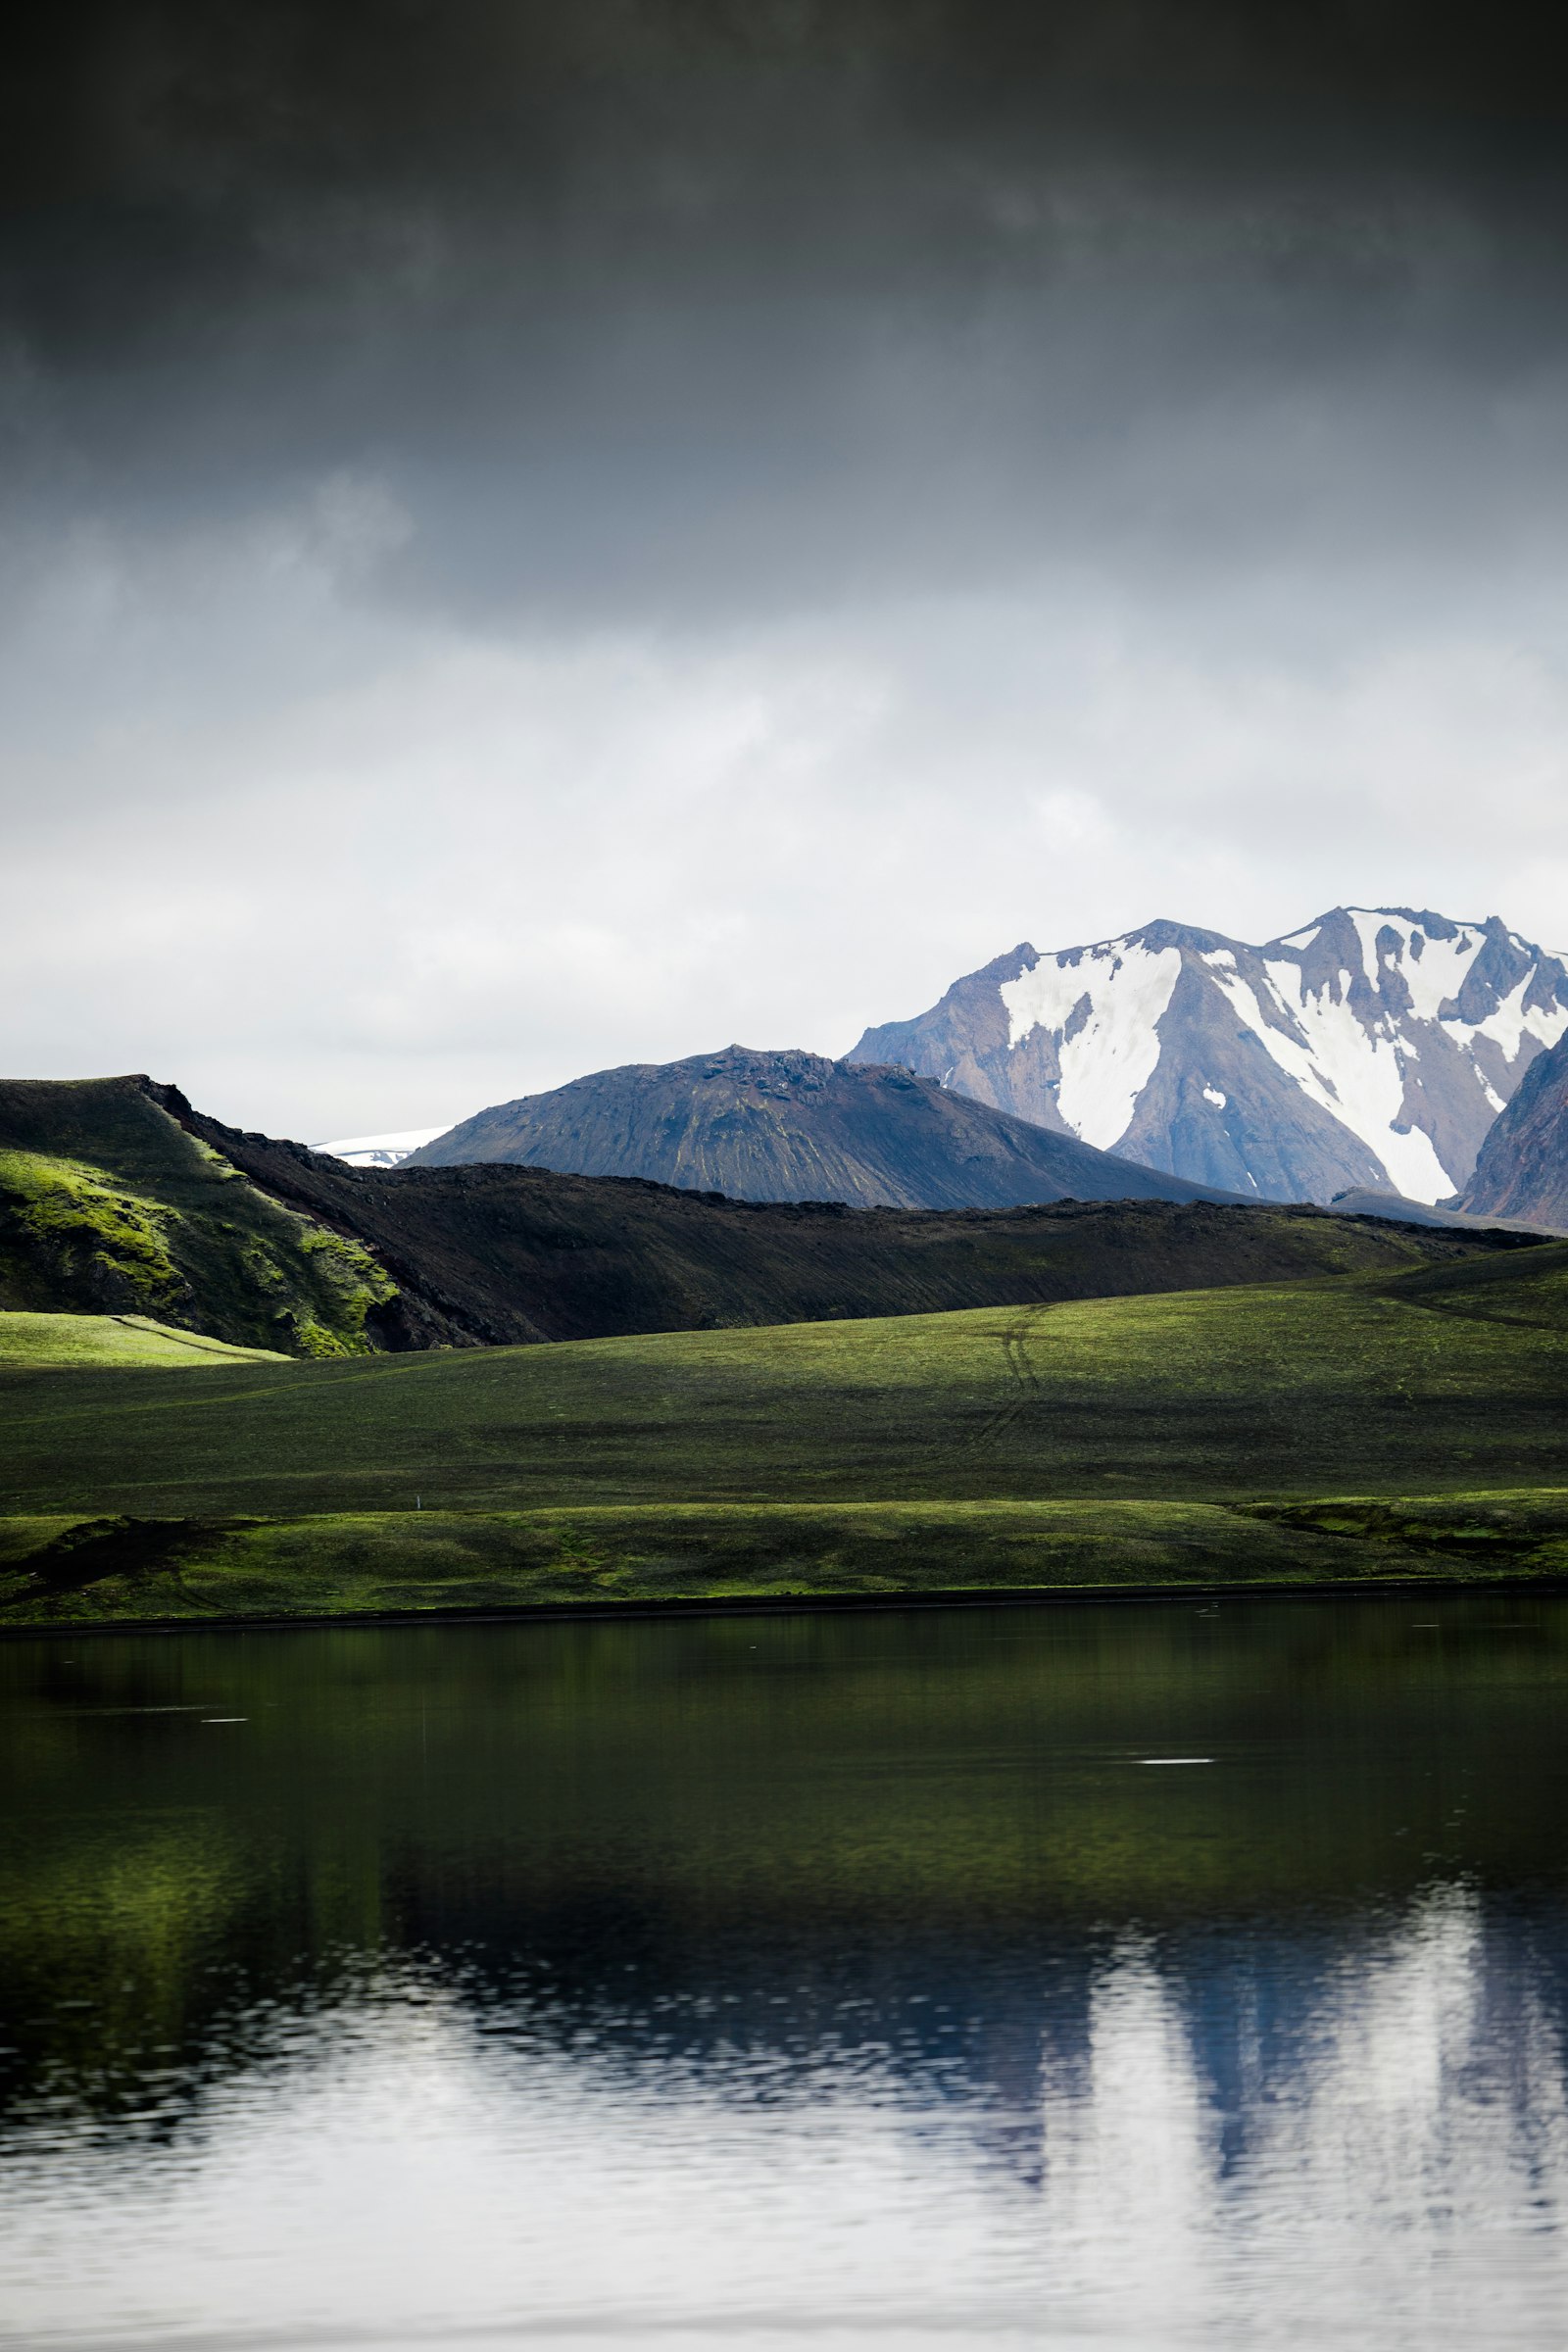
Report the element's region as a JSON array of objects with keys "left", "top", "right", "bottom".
[
  {"left": 0, "top": 1078, "right": 397, "bottom": 1357},
  {"left": 2, "top": 1242, "right": 1565, "bottom": 1624}
]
